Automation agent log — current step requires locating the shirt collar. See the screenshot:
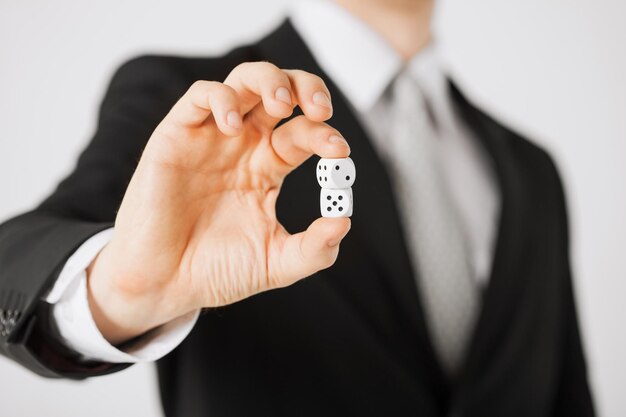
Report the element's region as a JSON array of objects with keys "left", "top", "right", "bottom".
[
  {"left": 290, "top": 0, "right": 403, "bottom": 113},
  {"left": 291, "top": 0, "right": 455, "bottom": 135}
]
